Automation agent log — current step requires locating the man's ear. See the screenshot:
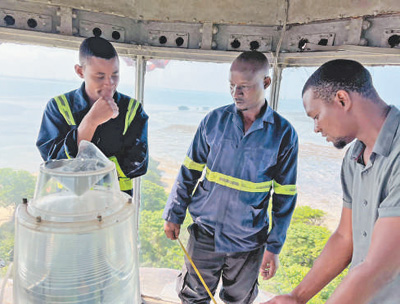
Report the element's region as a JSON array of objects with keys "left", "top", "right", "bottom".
[
  {"left": 74, "top": 64, "right": 84, "bottom": 79},
  {"left": 335, "top": 90, "right": 352, "bottom": 111},
  {"left": 264, "top": 76, "right": 271, "bottom": 89}
]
